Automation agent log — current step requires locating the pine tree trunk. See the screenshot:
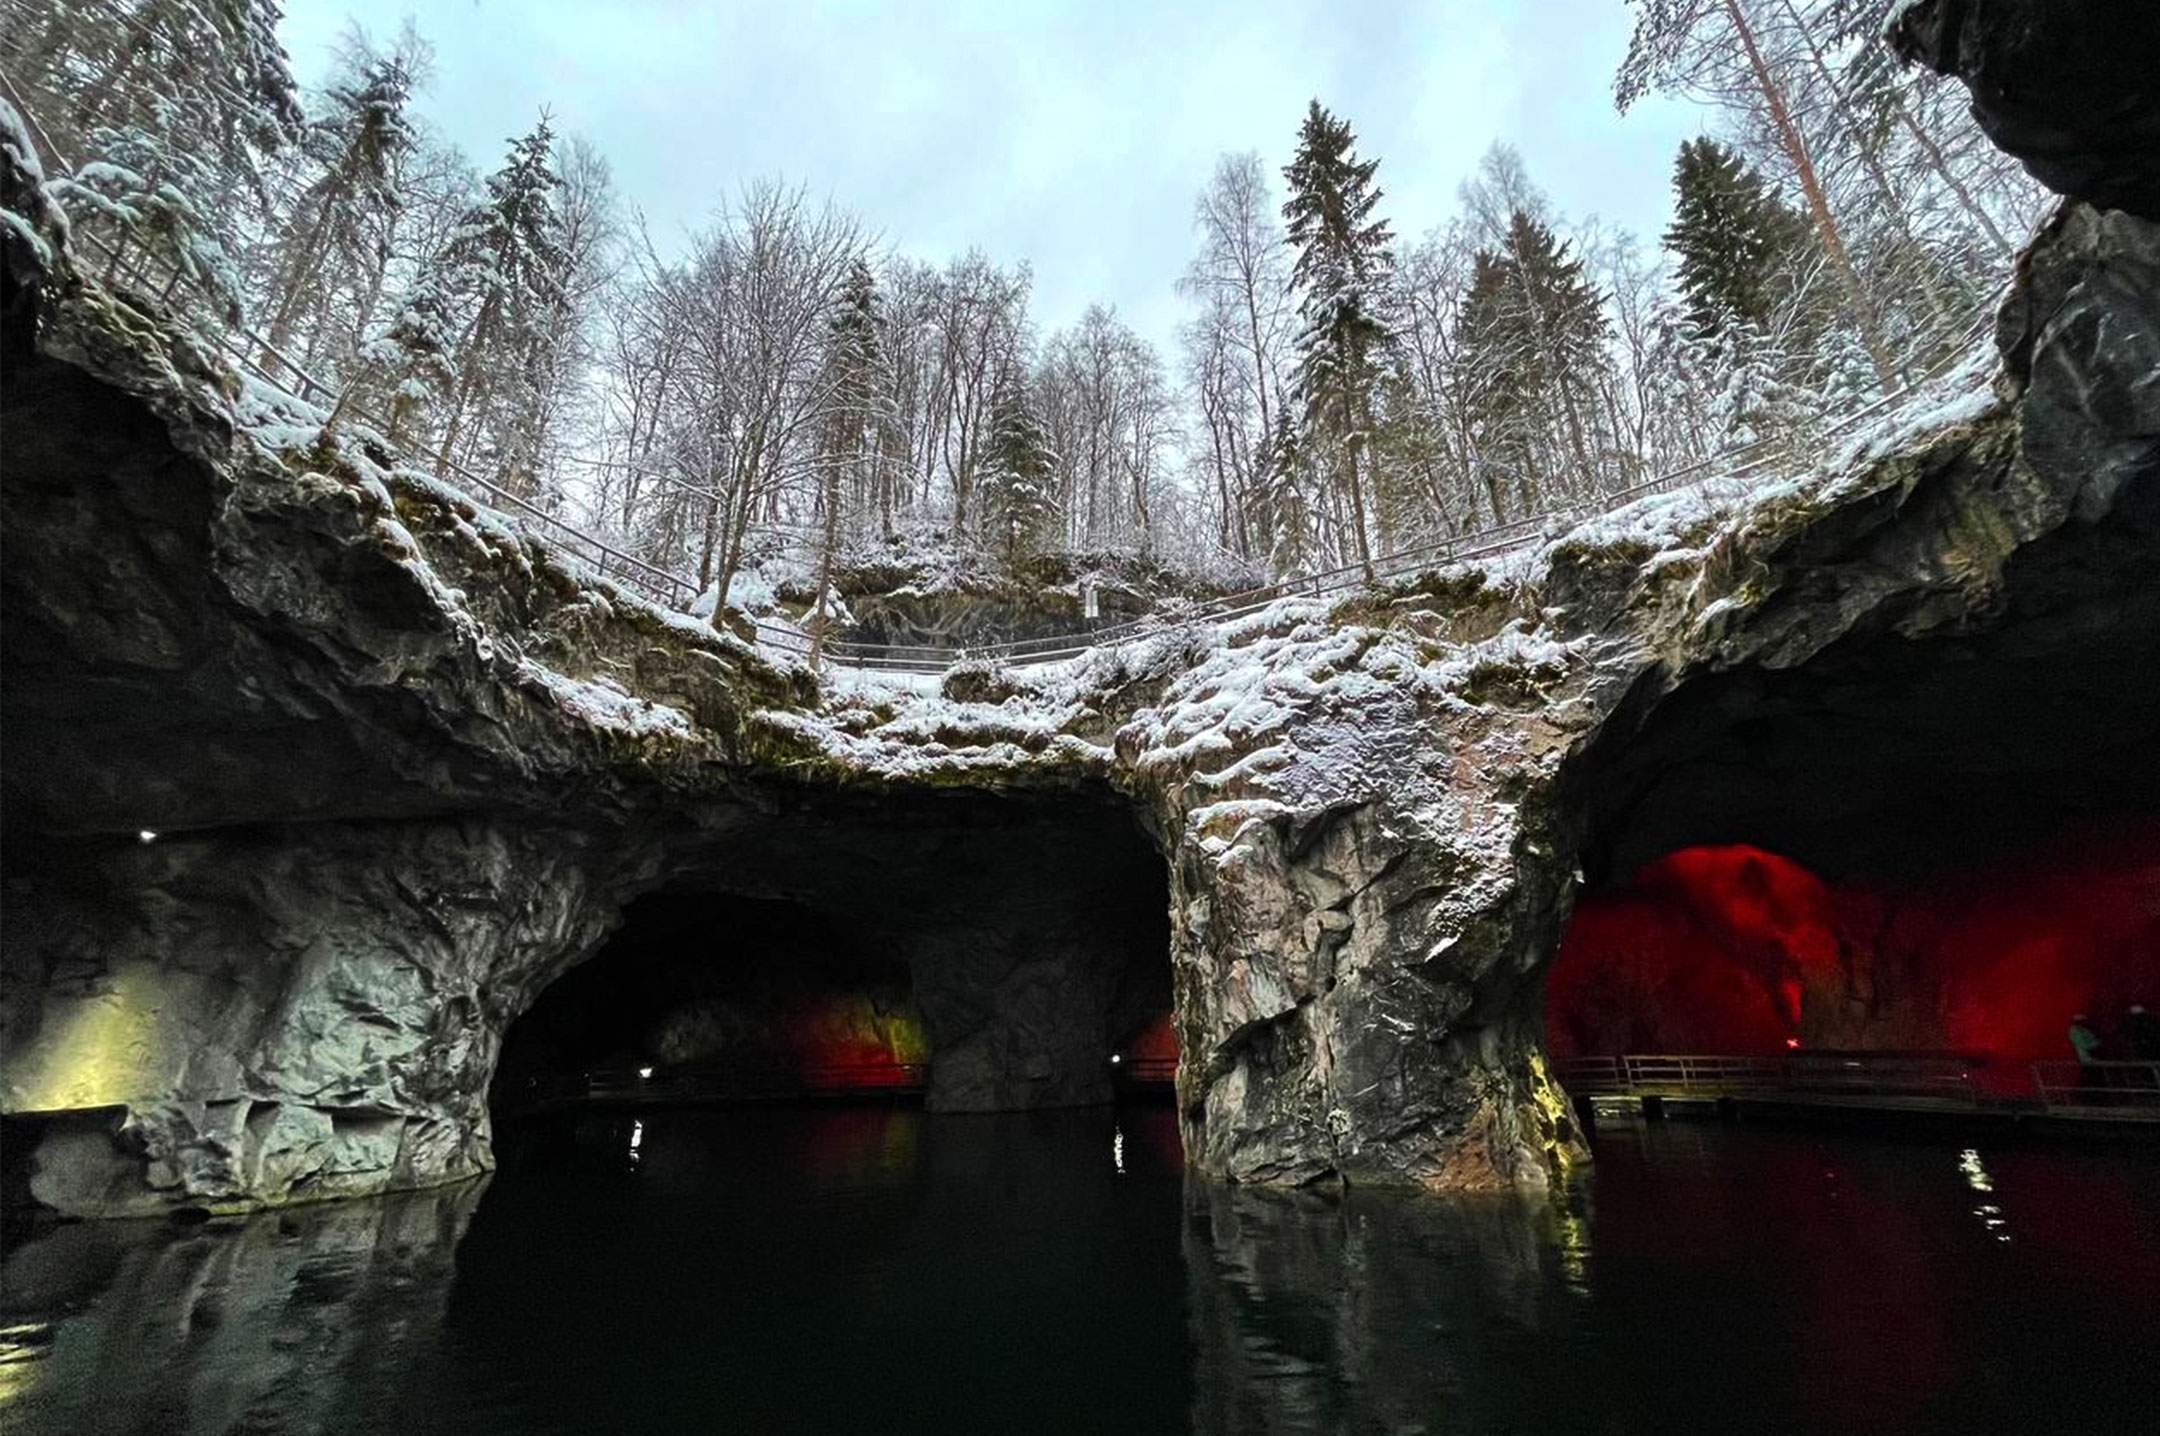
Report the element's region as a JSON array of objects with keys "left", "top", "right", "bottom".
[
  {"left": 1344, "top": 438, "right": 1374, "bottom": 579},
  {"left": 1772, "top": 0, "right": 2012, "bottom": 260},
  {"left": 1722, "top": 0, "right": 1900, "bottom": 390},
  {"left": 695, "top": 474, "right": 723, "bottom": 593},
  {"left": 807, "top": 455, "right": 843, "bottom": 671},
  {"left": 1245, "top": 297, "right": 1273, "bottom": 465},
  {"left": 262, "top": 201, "right": 337, "bottom": 375},
  {"left": 713, "top": 418, "right": 769, "bottom": 613},
  {"left": 435, "top": 298, "right": 497, "bottom": 473},
  {"left": 1768, "top": 0, "right": 1979, "bottom": 330}
]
